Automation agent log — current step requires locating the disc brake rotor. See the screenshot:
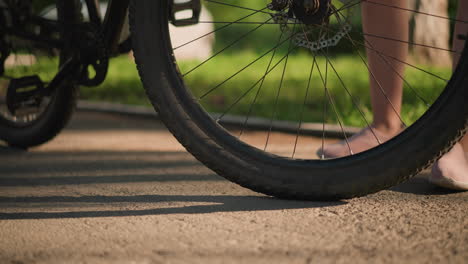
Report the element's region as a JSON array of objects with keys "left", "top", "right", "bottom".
[{"left": 269, "top": 0, "right": 354, "bottom": 52}]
